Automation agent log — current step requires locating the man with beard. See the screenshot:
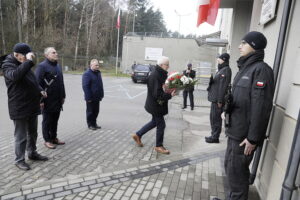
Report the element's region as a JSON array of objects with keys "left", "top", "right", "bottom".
[{"left": 206, "top": 53, "right": 232, "bottom": 143}]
